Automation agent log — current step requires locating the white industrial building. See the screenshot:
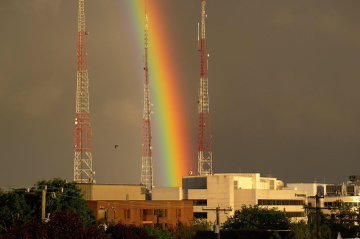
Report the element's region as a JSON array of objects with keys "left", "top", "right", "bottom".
[
  {"left": 153, "top": 173, "right": 308, "bottom": 224},
  {"left": 287, "top": 177, "right": 360, "bottom": 215}
]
